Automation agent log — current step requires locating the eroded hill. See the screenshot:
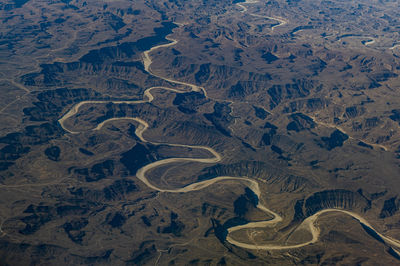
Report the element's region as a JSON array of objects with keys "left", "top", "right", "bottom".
[{"left": 0, "top": 0, "right": 400, "bottom": 265}]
